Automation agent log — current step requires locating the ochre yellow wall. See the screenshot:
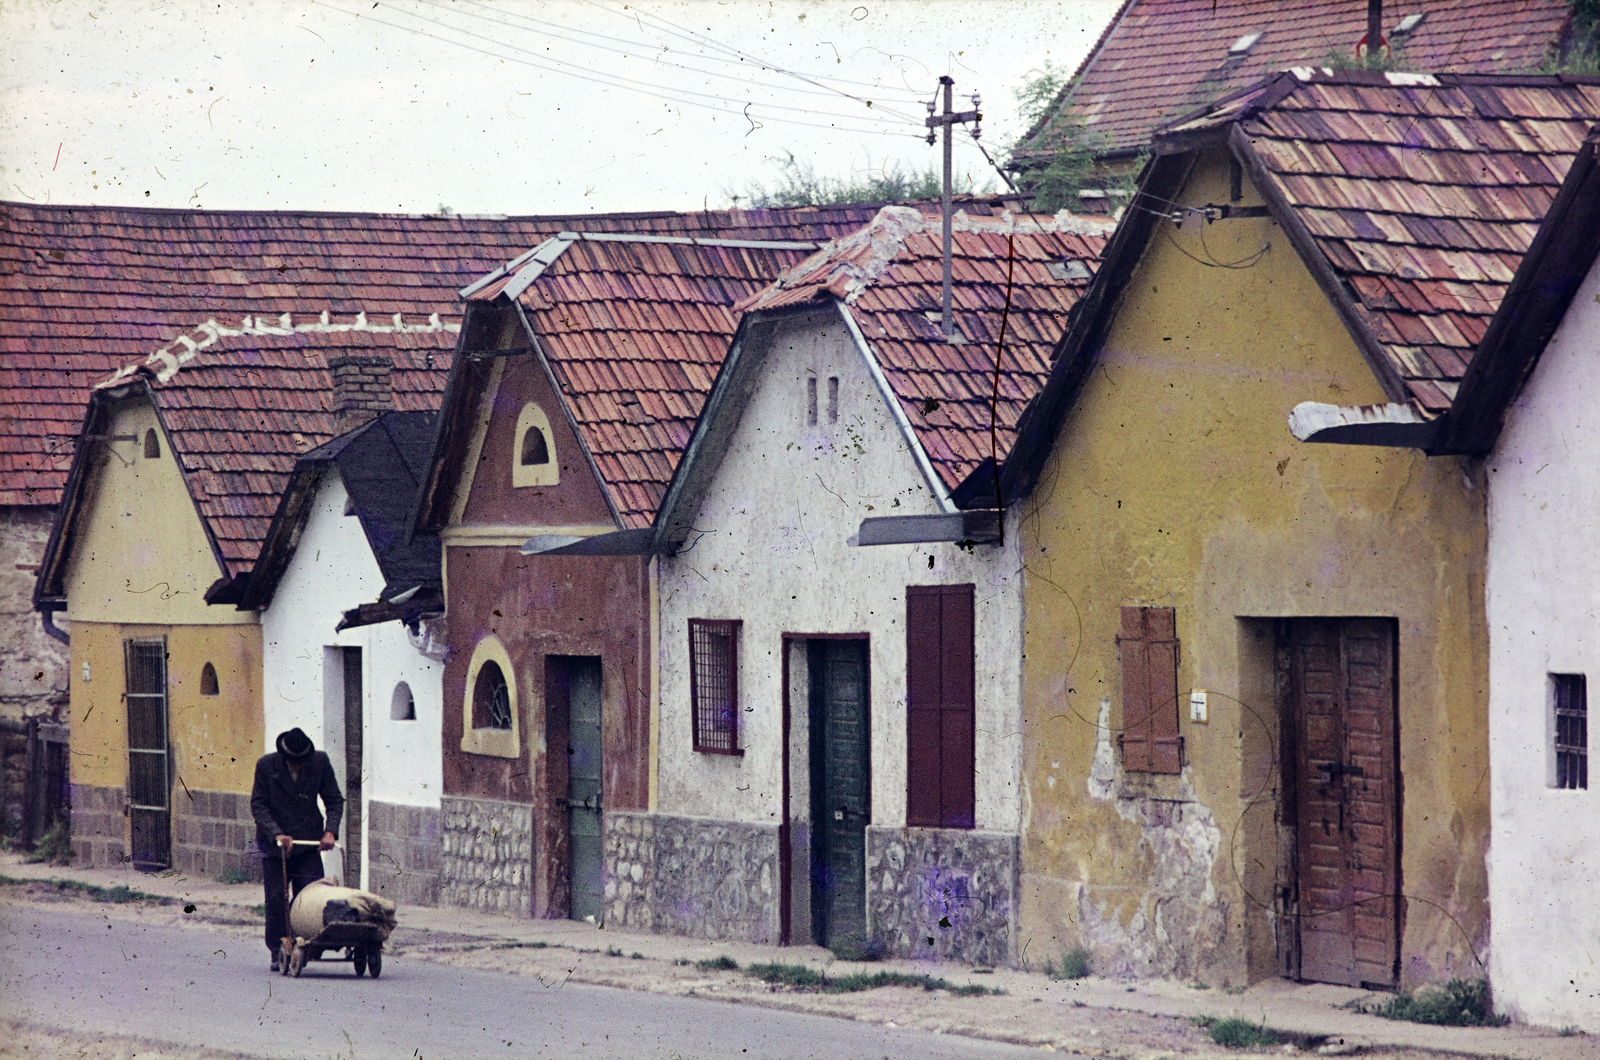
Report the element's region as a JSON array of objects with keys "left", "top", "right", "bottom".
[
  {"left": 1019, "top": 149, "right": 1488, "bottom": 989},
  {"left": 63, "top": 397, "right": 263, "bottom": 803},
  {"left": 69, "top": 622, "right": 263, "bottom": 796},
  {"left": 64, "top": 401, "right": 251, "bottom": 626}
]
